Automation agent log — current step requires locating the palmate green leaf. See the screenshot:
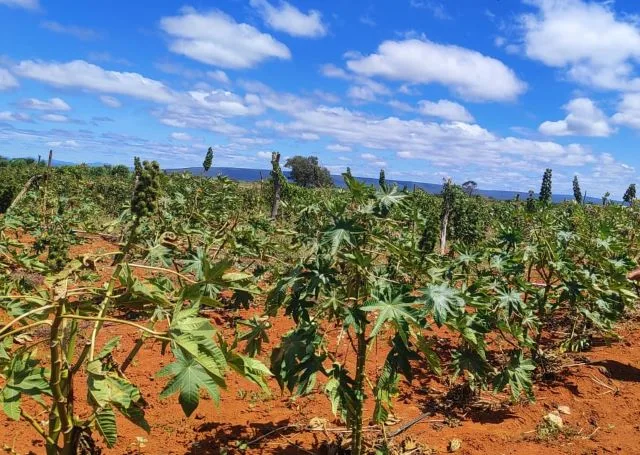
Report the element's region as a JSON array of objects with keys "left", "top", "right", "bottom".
[
  {"left": 270, "top": 322, "right": 326, "bottom": 396},
  {"left": 324, "top": 363, "right": 358, "bottom": 425},
  {"left": 451, "top": 348, "right": 490, "bottom": 386},
  {"left": 158, "top": 349, "right": 222, "bottom": 417},
  {"left": 144, "top": 239, "right": 173, "bottom": 267},
  {"left": 493, "top": 351, "right": 536, "bottom": 402},
  {"left": 172, "top": 335, "right": 228, "bottom": 385},
  {"left": 225, "top": 351, "right": 272, "bottom": 393},
  {"left": 361, "top": 287, "right": 418, "bottom": 343},
  {"left": 420, "top": 282, "right": 465, "bottom": 326},
  {"left": 237, "top": 316, "right": 271, "bottom": 356},
  {"left": 374, "top": 184, "right": 406, "bottom": 217},
  {"left": 497, "top": 289, "right": 523, "bottom": 316},
  {"left": 321, "top": 218, "right": 364, "bottom": 256},
  {"left": 95, "top": 407, "right": 118, "bottom": 448}
]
